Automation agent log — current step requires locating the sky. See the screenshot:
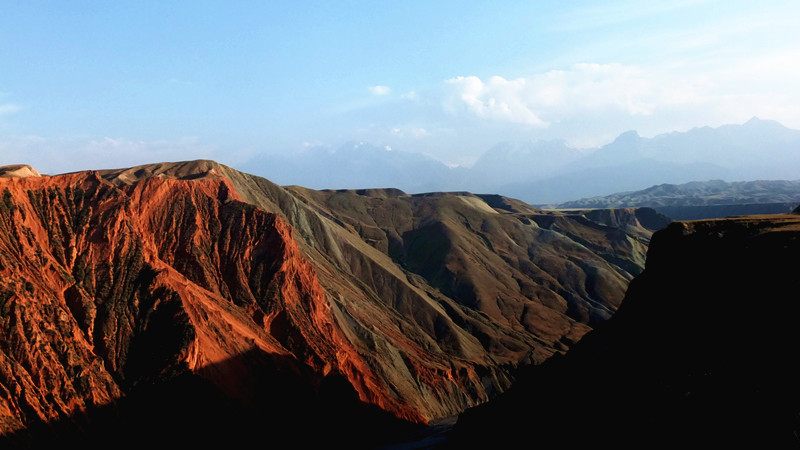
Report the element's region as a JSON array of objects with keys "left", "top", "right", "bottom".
[{"left": 2, "top": 0, "right": 800, "bottom": 173}]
